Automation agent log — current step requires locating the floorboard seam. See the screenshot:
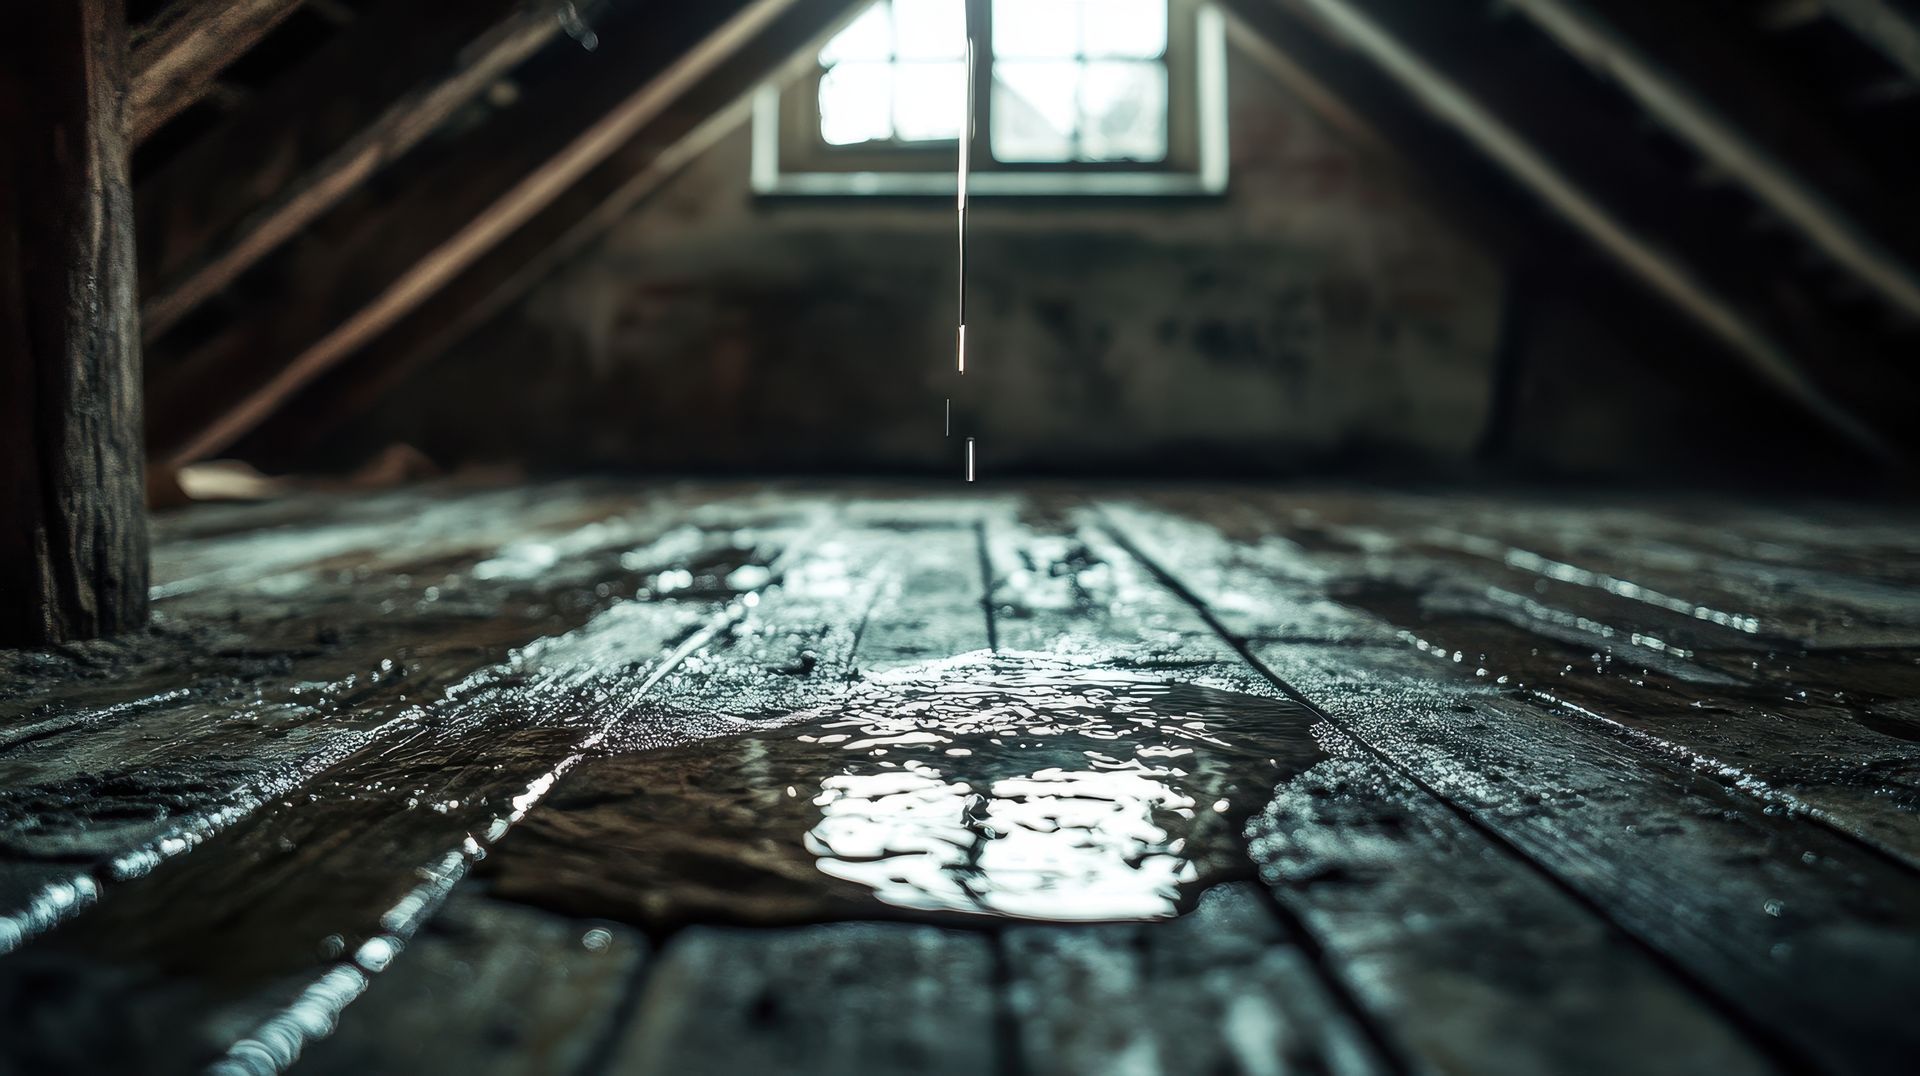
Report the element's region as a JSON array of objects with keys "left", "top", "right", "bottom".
[{"left": 1096, "top": 512, "right": 1820, "bottom": 1075}]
